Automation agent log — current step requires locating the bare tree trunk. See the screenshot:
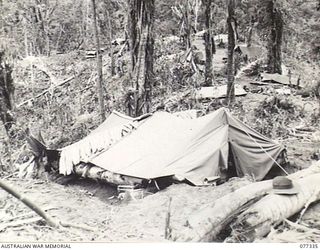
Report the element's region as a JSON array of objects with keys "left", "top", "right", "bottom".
[
  {"left": 185, "top": 0, "right": 192, "bottom": 50},
  {"left": 106, "top": 10, "right": 115, "bottom": 76},
  {"left": 91, "top": 0, "right": 106, "bottom": 121},
  {"left": 127, "top": 0, "right": 140, "bottom": 116},
  {"left": 203, "top": 0, "right": 213, "bottom": 87},
  {"left": 82, "top": 0, "right": 90, "bottom": 49},
  {"left": 247, "top": 16, "right": 254, "bottom": 48},
  {"left": 127, "top": 0, "right": 154, "bottom": 117},
  {"left": 194, "top": 0, "right": 200, "bottom": 33},
  {"left": 0, "top": 51, "right": 14, "bottom": 134},
  {"left": 142, "top": 0, "right": 155, "bottom": 114},
  {"left": 226, "top": 0, "right": 236, "bottom": 103},
  {"left": 46, "top": 31, "right": 50, "bottom": 56},
  {"left": 128, "top": 0, "right": 140, "bottom": 73},
  {"left": 23, "top": 18, "right": 29, "bottom": 57},
  {"left": 266, "top": 0, "right": 283, "bottom": 74}
]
